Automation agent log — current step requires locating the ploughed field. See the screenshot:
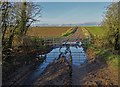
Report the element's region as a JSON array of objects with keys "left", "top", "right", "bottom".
[
  {"left": 27, "top": 26, "right": 102, "bottom": 38},
  {"left": 27, "top": 26, "right": 71, "bottom": 37}
]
